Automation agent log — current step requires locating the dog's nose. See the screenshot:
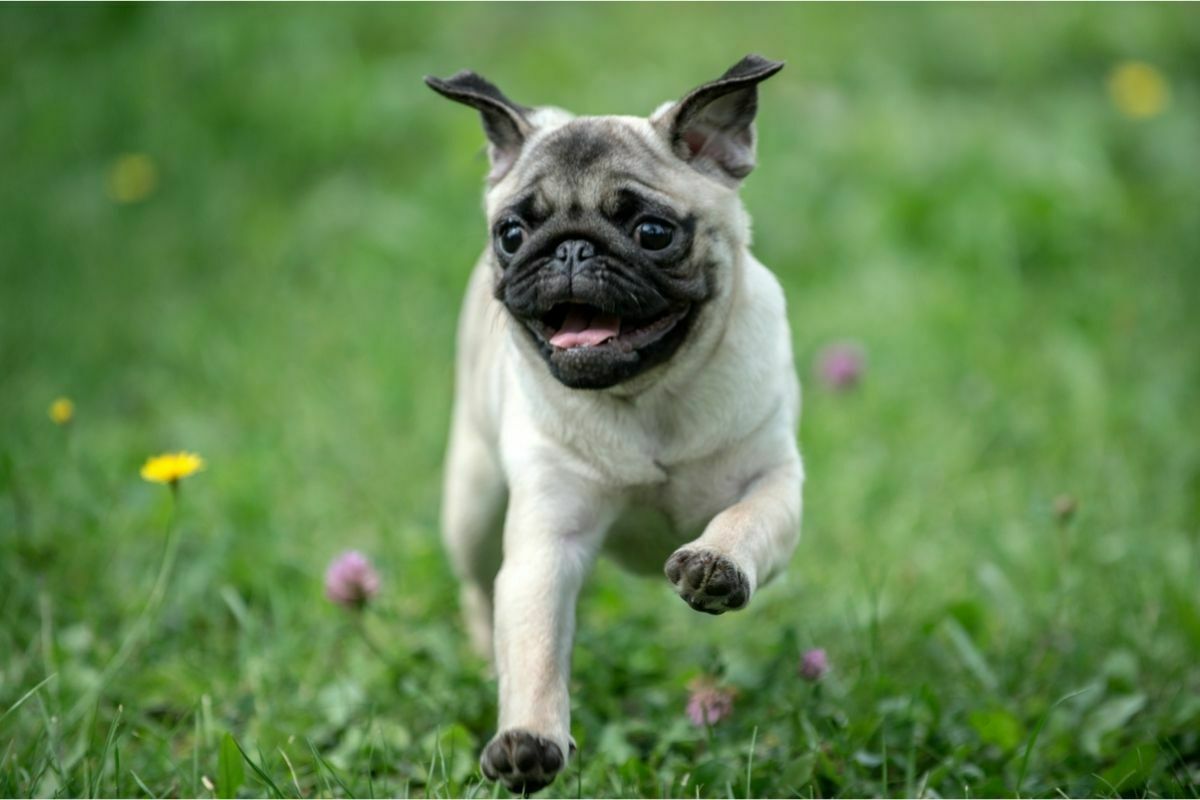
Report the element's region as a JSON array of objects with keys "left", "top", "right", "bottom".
[{"left": 555, "top": 239, "right": 595, "bottom": 266}]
